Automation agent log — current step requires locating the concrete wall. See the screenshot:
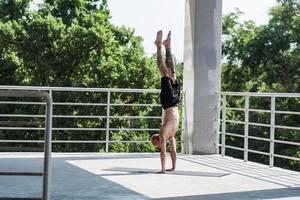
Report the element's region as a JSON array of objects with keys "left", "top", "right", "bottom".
[{"left": 183, "top": 0, "right": 222, "bottom": 154}]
